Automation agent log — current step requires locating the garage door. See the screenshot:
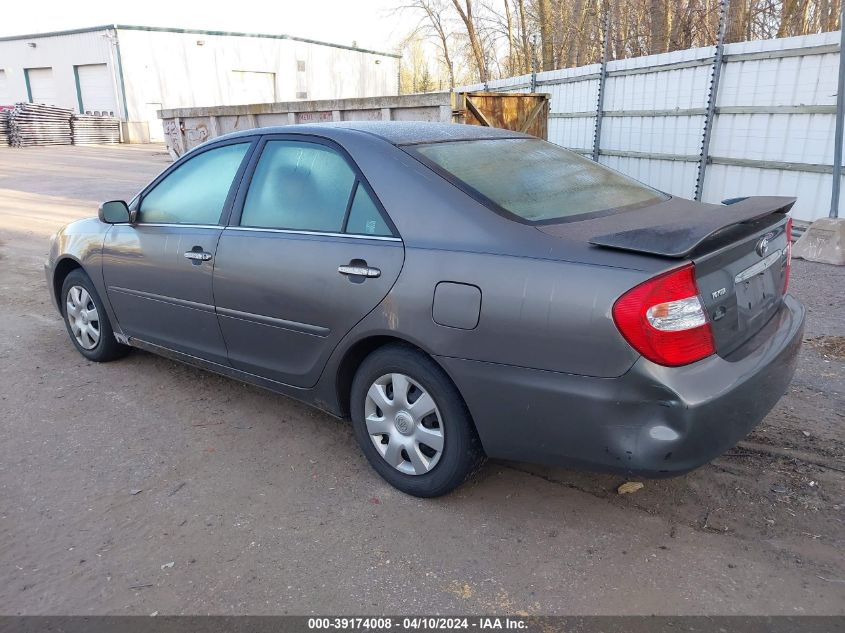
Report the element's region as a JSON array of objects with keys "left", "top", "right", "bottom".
[
  {"left": 230, "top": 71, "right": 276, "bottom": 105},
  {"left": 0, "top": 70, "right": 10, "bottom": 105},
  {"left": 76, "top": 64, "right": 117, "bottom": 116},
  {"left": 26, "top": 67, "right": 56, "bottom": 105}
]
